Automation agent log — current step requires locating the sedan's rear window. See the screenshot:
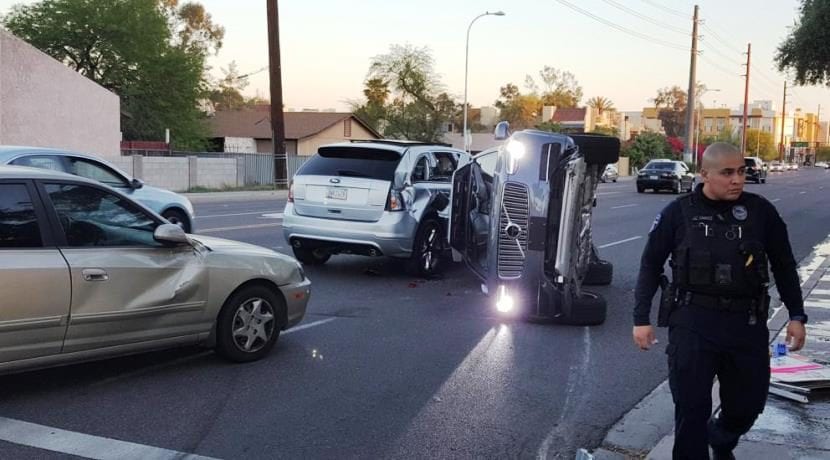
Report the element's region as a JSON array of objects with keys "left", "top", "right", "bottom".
[
  {"left": 644, "top": 162, "right": 675, "bottom": 170},
  {"left": 297, "top": 147, "right": 402, "bottom": 181}
]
